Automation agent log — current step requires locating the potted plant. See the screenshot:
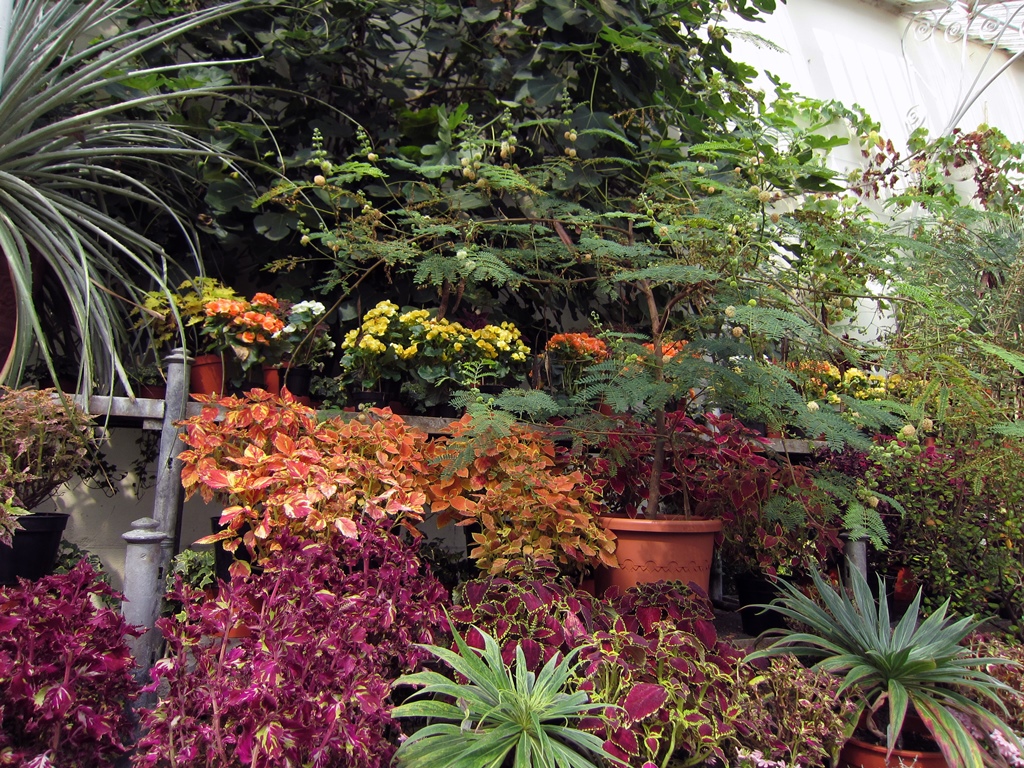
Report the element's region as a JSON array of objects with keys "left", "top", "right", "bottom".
[
  {"left": 0, "top": 387, "right": 100, "bottom": 584},
  {"left": 136, "top": 527, "right": 449, "bottom": 768},
  {"left": 584, "top": 409, "right": 777, "bottom": 595},
  {"left": 136, "top": 277, "right": 242, "bottom": 395},
  {"left": 543, "top": 331, "right": 610, "bottom": 403},
  {"left": 0, "top": 561, "right": 141, "bottom": 766},
  {"left": 178, "top": 390, "right": 436, "bottom": 574},
  {"left": 263, "top": 299, "right": 335, "bottom": 398},
  {"left": 392, "top": 625, "right": 612, "bottom": 768},
  {"left": 718, "top": 461, "right": 846, "bottom": 635},
  {"left": 426, "top": 414, "right": 617, "bottom": 580},
  {"left": 749, "top": 568, "right": 1022, "bottom": 768}
]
